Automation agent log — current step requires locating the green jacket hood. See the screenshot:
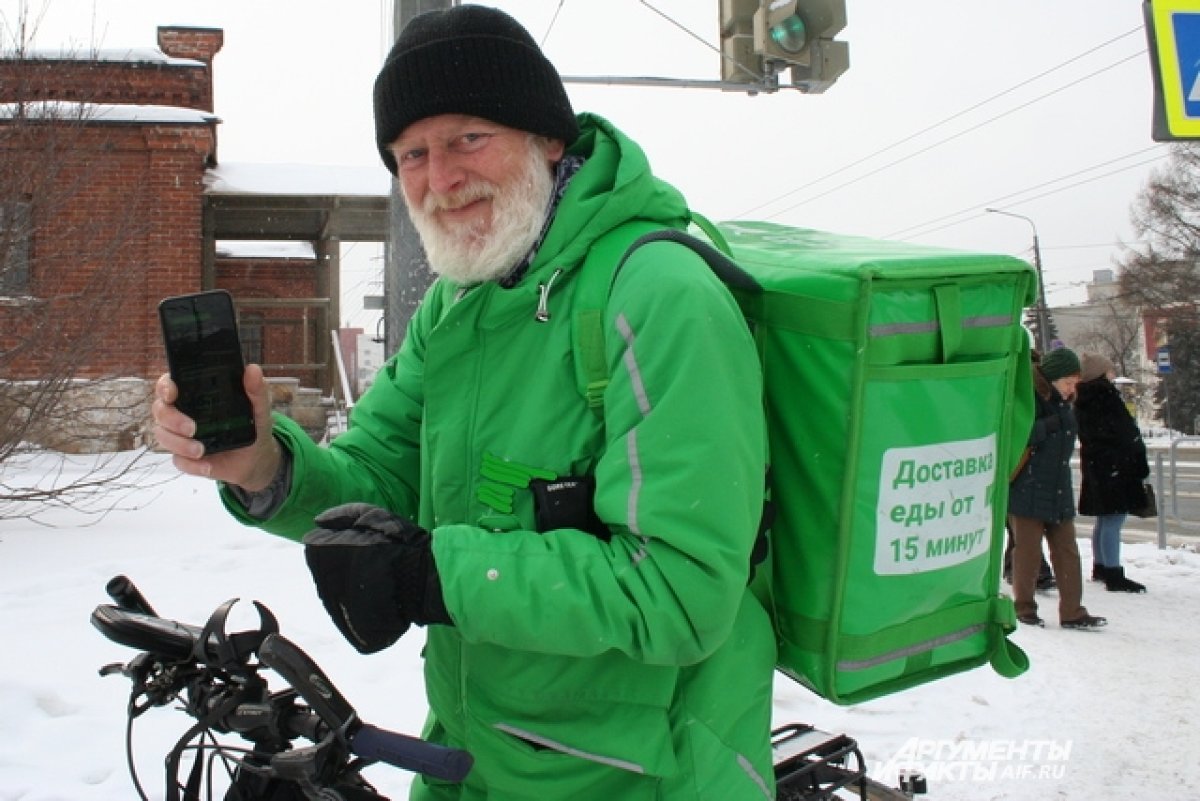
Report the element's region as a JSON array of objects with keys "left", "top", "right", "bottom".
[{"left": 532, "top": 112, "right": 693, "bottom": 273}]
